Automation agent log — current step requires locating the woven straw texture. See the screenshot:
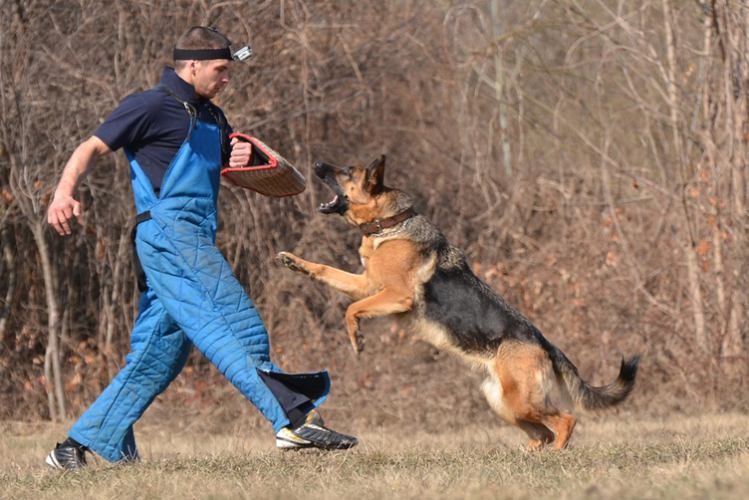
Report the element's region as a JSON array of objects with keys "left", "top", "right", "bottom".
[{"left": 221, "top": 134, "right": 306, "bottom": 197}]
